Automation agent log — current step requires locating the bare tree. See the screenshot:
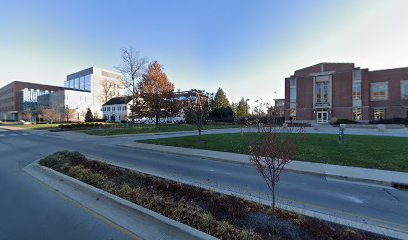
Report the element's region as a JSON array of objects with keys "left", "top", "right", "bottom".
[
  {"left": 40, "top": 107, "right": 61, "bottom": 124},
  {"left": 22, "top": 110, "right": 33, "bottom": 122},
  {"left": 185, "top": 90, "right": 210, "bottom": 137},
  {"left": 61, "top": 106, "right": 77, "bottom": 122},
  {"left": 93, "top": 111, "right": 100, "bottom": 121},
  {"left": 248, "top": 126, "right": 304, "bottom": 214},
  {"left": 115, "top": 47, "right": 148, "bottom": 123},
  {"left": 98, "top": 78, "right": 123, "bottom": 104}
]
